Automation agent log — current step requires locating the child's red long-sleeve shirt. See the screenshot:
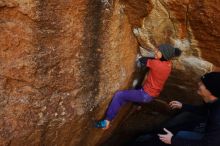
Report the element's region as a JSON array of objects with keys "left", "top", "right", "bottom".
[{"left": 143, "top": 59, "right": 172, "bottom": 97}]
